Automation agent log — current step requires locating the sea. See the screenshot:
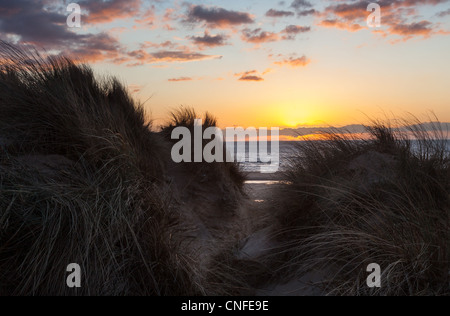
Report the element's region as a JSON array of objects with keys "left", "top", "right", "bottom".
[{"left": 231, "top": 140, "right": 450, "bottom": 174}]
